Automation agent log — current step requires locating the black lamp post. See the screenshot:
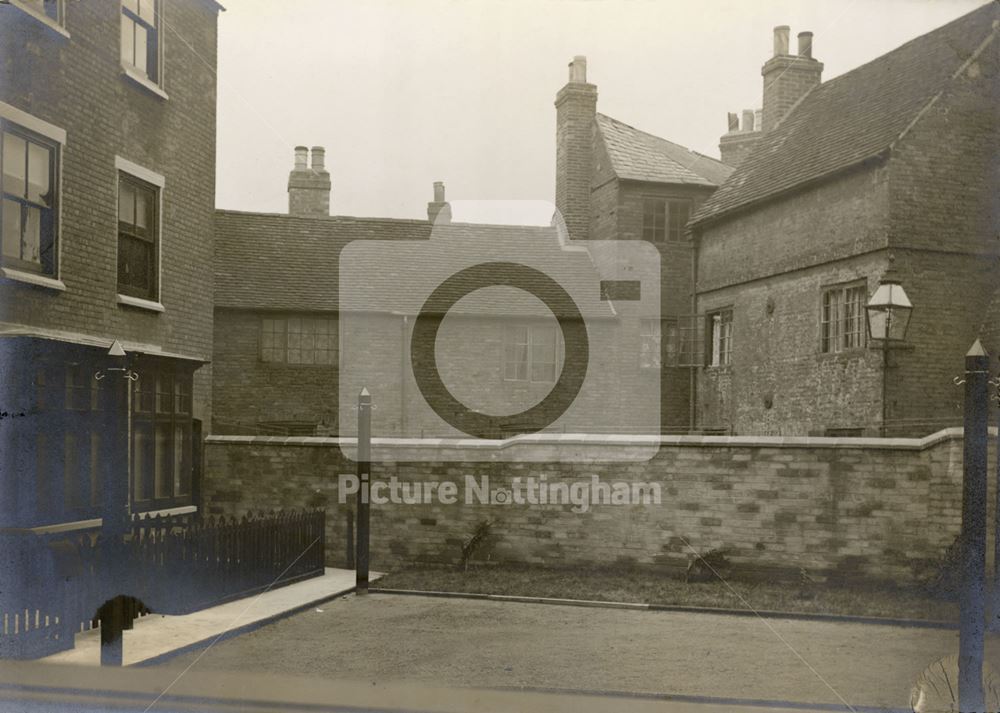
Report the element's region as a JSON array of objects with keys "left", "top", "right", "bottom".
[
  {"left": 94, "top": 339, "right": 138, "bottom": 536},
  {"left": 93, "top": 339, "right": 140, "bottom": 666},
  {"left": 866, "top": 268, "right": 912, "bottom": 437}
]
